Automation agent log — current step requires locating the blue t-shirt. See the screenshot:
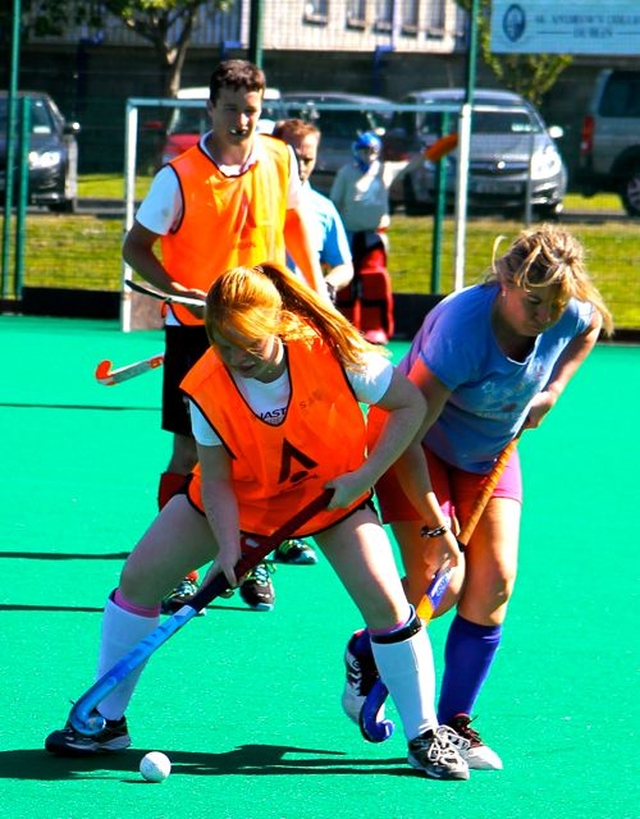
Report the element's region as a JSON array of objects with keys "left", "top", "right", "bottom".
[
  {"left": 399, "top": 283, "right": 593, "bottom": 472},
  {"left": 287, "top": 183, "right": 351, "bottom": 272}
]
